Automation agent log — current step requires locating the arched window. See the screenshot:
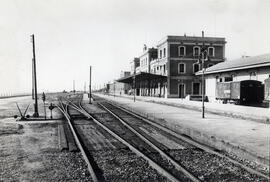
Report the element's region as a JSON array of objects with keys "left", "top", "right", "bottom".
[
  {"left": 193, "top": 46, "right": 200, "bottom": 56},
  {"left": 178, "top": 46, "right": 186, "bottom": 56},
  {"left": 178, "top": 63, "right": 185, "bottom": 74},
  {"left": 193, "top": 63, "right": 200, "bottom": 73},
  {"left": 208, "top": 47, "right": 215, "bottom": 57}
]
